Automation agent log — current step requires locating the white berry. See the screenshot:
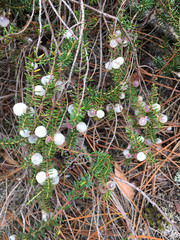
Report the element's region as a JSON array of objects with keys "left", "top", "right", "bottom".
[
  {"left": 28, "top": 135, "right": 38, "bottom": 144},
  {"left": 76, "top": 122, "right": 87, "bottom": 133},
  {"left": 31, "top": 153, "right": 43, "bottom": 165},
  {"left": 119, "top": 92, "right": 125, "bottom": 99},
  {"left": 105, "top": 61, "right": 112, "bottom": 71},
  {"left": 48, "top": 168, "right": 58, "bottom": 178},
  {"left": 42, "top": 210, "right": 48, "bottom": 222},
  {"left": 13, "top": 103, "right": 27, "bottom": 116},
  {"left": 96, "top": 110, "right": 105, "bottom": 119},
  {"left": 114, "top": 104, "right": 123, "bottom": 113},
  {"left": 54, "top": 132, "right": 65, "bottom": 146},
  {"left": 110, "top": 39, "right": 118, "bottom": 48},
  {"left": 35, "top": 126, "right": 47, "bottom": 138},
  {"left": 68, "top": 104, "right": 74, "bottom": 114},
  {"left": 35, "top": 85, "right": 45, "bottom": 96},
  {"left": 51, "top": 176, "right": 59, "bottom": 185},
  {"left": 152, "top": 103, "right": 161, "bottom": 112},
  {"left": 137, "top": 136, "right": 145, "bottom": 143},
  {"left": 36, "top": 171, "right": 47, "bottom": 185},
  {"left": 41, "top": 75, "right": 54, "bottom": 85},
  {"left": 158, "top": 114, "right": 168, "bottom": 123},
  {"left": 138, "top": 117, "right": 147, "bottom": 126},
  {"left": 136, "top": 152, "right": 146, "bottom": 161},
  {"left": 20, "top": 129, "right": 30, "bottom": 138}
]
